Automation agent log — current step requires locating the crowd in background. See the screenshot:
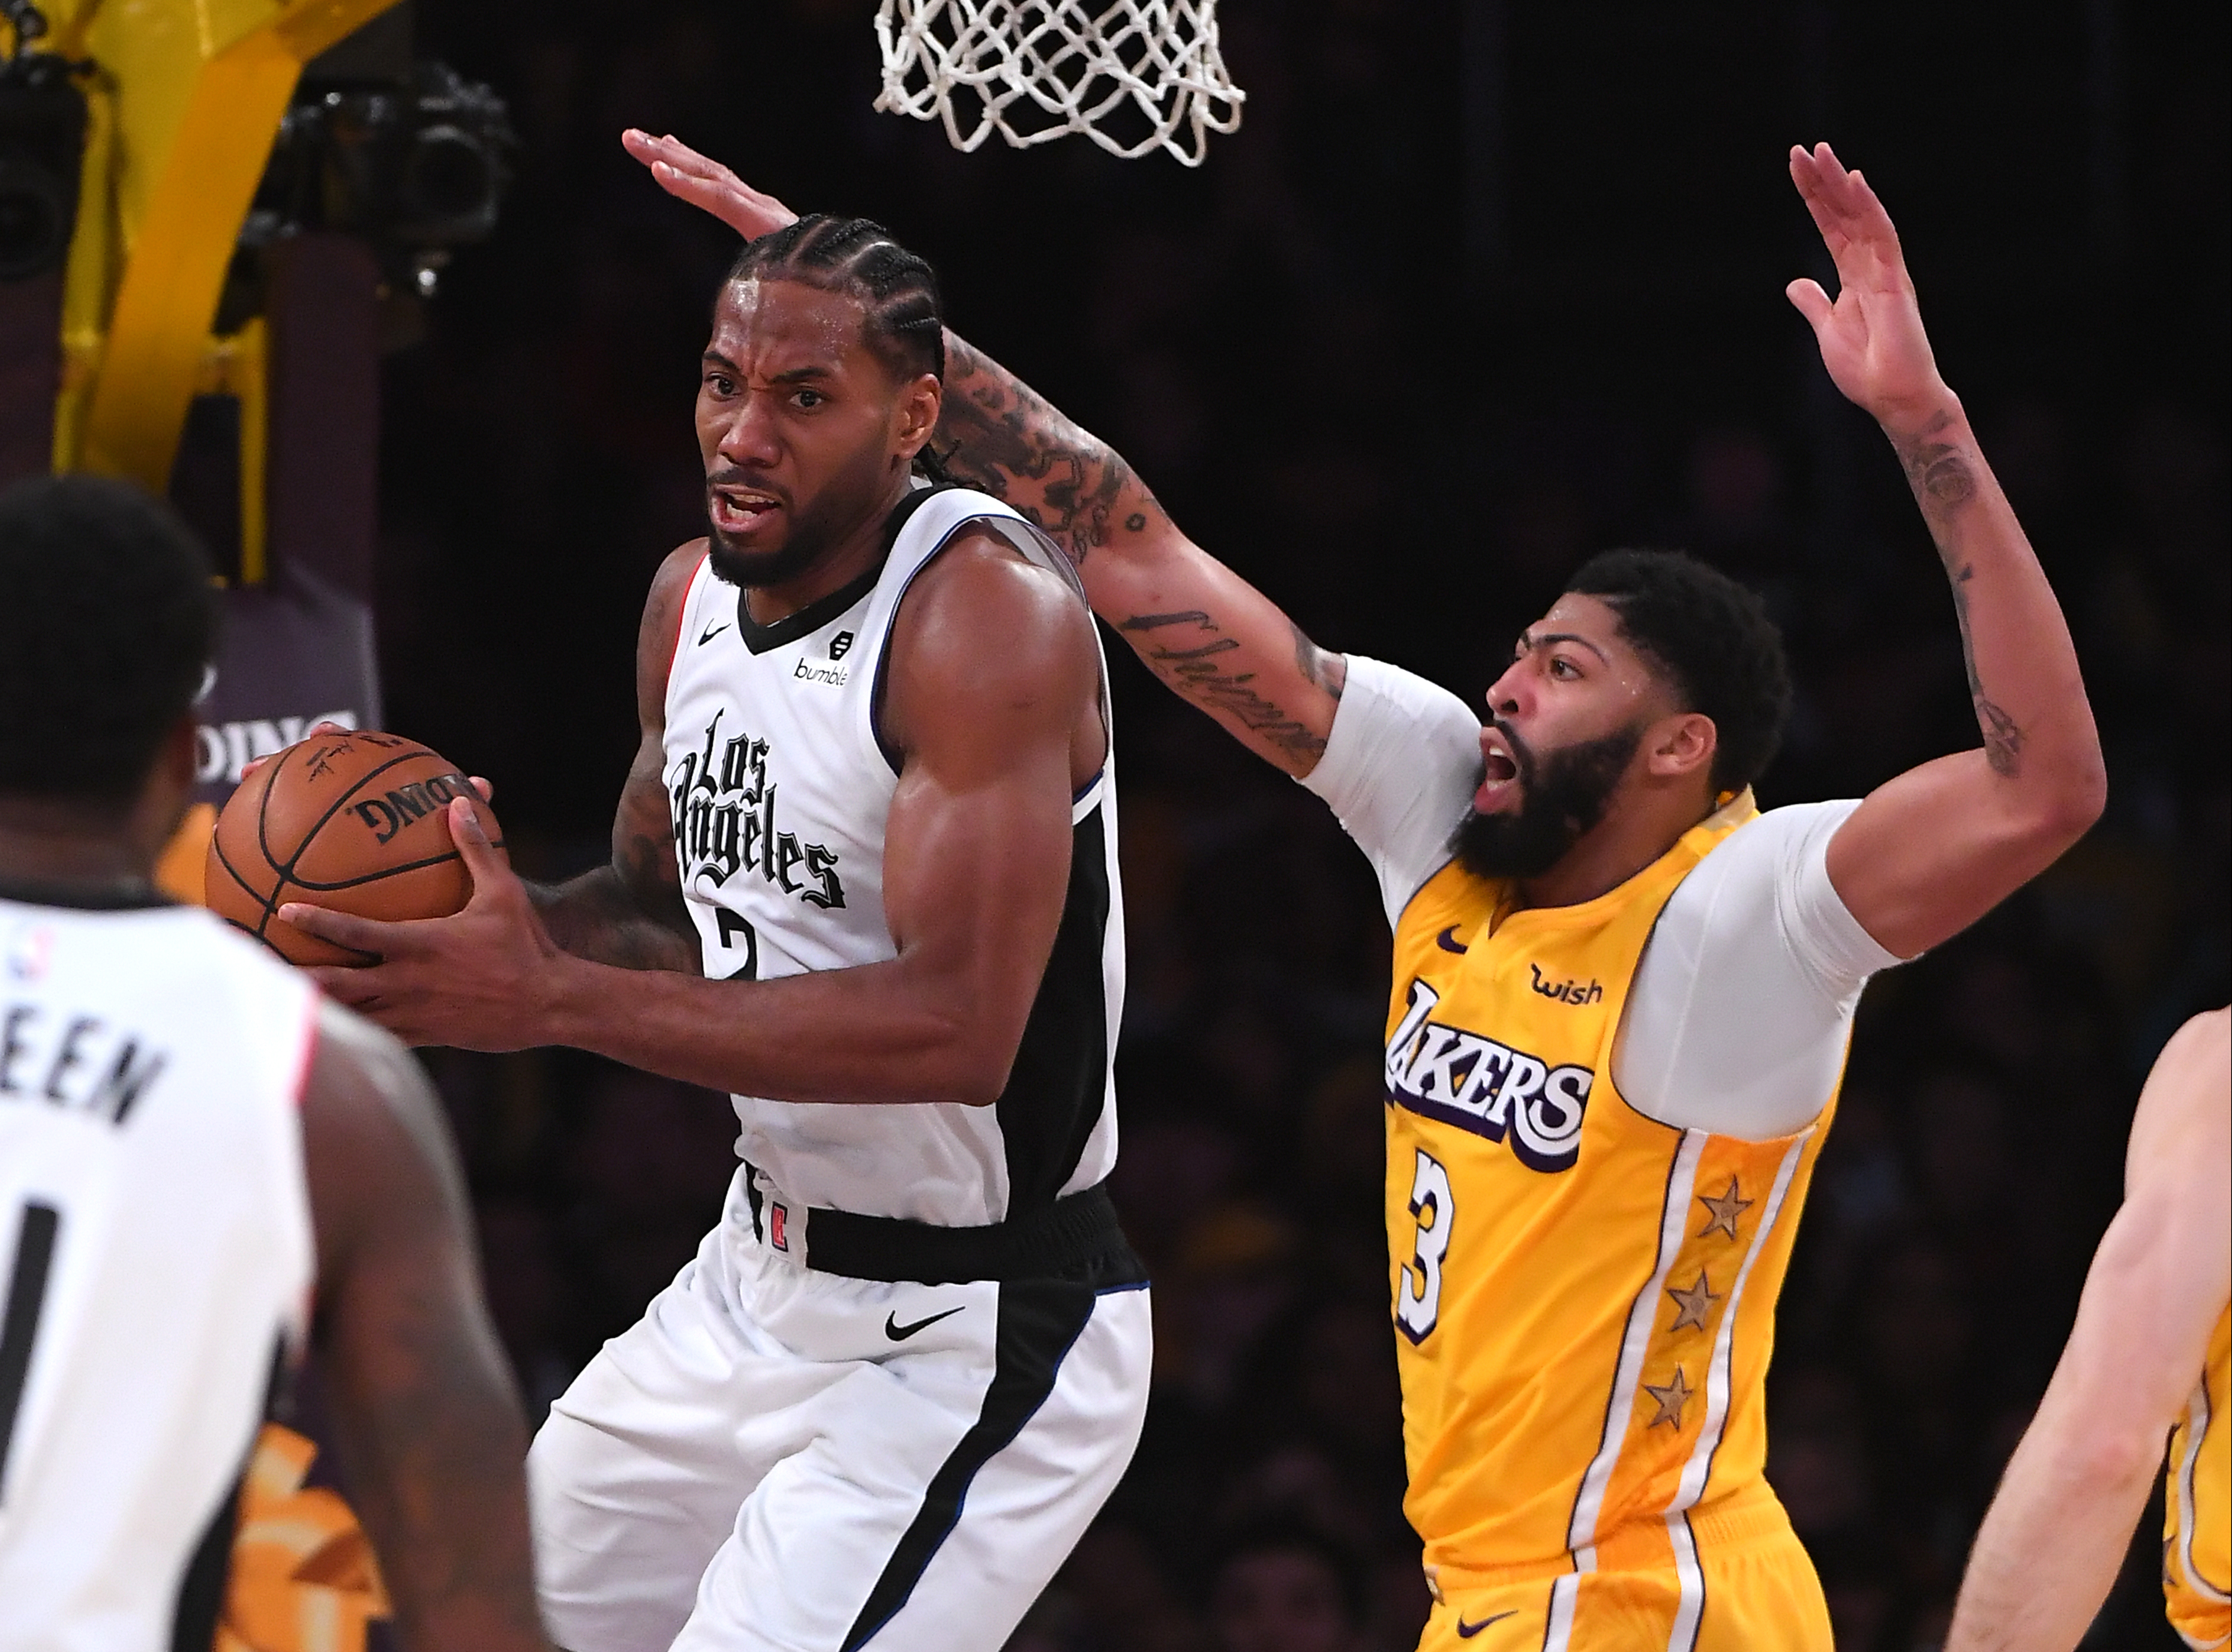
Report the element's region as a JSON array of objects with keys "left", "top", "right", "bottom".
[{"left": 365, "top": 1, "right": 2227, "bottom": 1647}]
